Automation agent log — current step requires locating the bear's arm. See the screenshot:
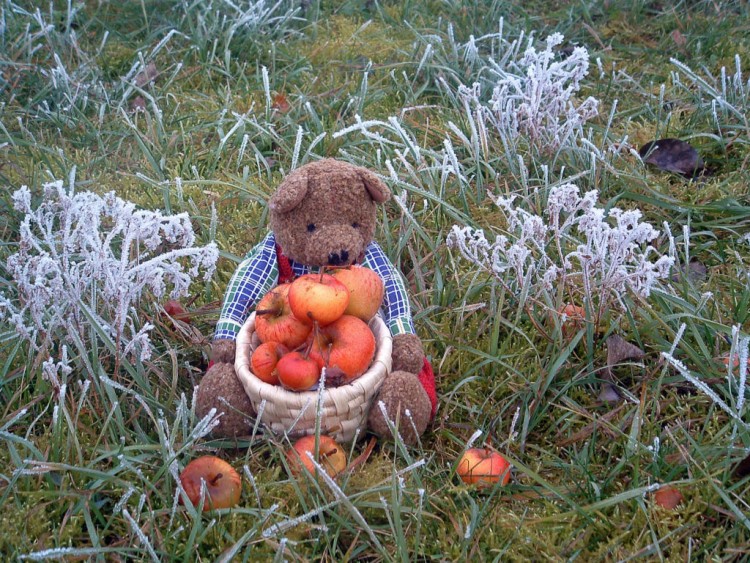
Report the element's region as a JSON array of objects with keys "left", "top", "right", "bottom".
[
  {"left": 214, "top": 232, "right": 280, "bottom": 341},
  {"left": 362, "top": 242, "right": 416, "bottom": 336}
]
